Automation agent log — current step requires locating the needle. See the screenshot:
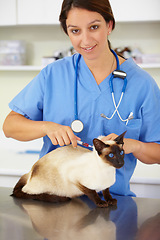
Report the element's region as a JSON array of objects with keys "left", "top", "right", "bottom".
[{"left": 77, "top": 140, "right": 93, "bottom": 149}]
